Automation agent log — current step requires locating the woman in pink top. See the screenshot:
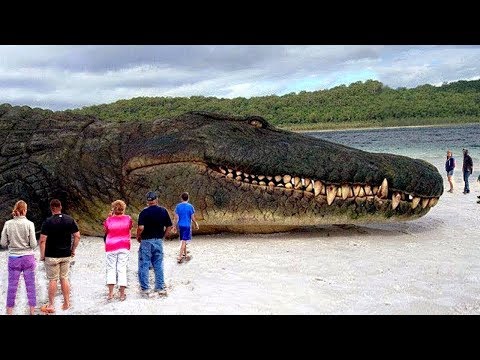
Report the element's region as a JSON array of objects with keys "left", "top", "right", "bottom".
[{"left": 103, "top": 200, "right": 133, "bottom": 301}]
